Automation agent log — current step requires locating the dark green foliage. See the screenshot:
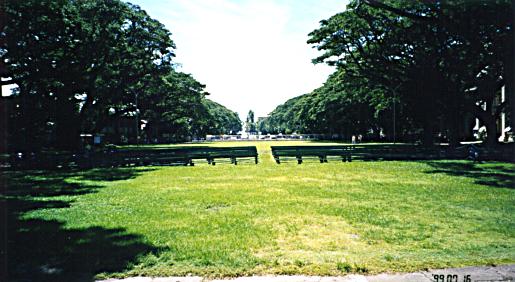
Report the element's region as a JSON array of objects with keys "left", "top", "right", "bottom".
[
  {"left": 259, "top": 96, "right": 304, "bottom": 134},
  {"left": 260, "top": 72, "right": 377, "bottom": 139},
  {"left": 2, "top": 0, "right": 174, "bottom": 149},
  {"left": 1, "top": 0, "right": 240, "bottom": 150},
  {"left": 336, "top": 262, "right": 352, "bottom": 273},
  {"left": 301, "top": 0, "right": 513, "bottom": 145},
  {"left": 203, "top": 99, "right": 242, "bottom": 135},
  {"left": 140, "top": 71, "right": 207, "bottom": 142}
]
